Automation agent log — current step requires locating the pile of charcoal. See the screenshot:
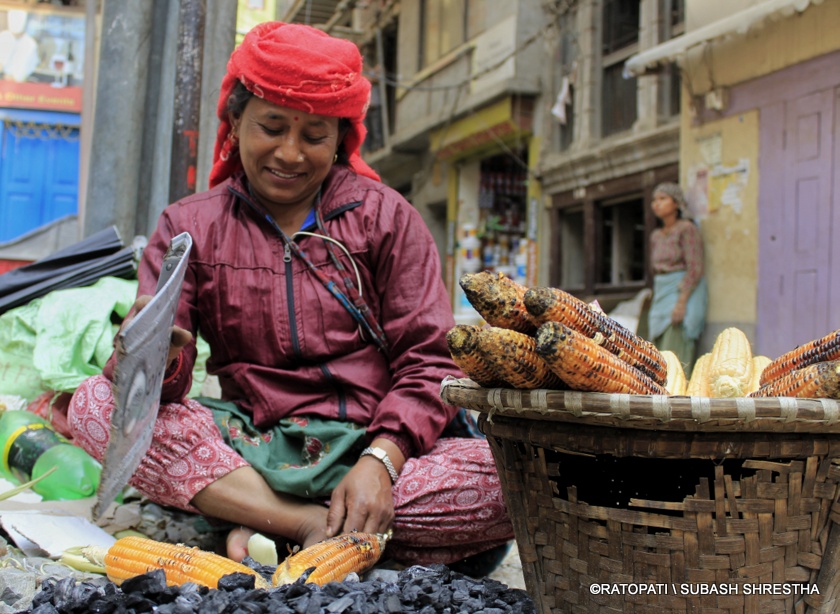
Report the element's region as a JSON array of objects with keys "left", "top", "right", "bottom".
[{"left": 21, "top": 563, "right": 536, "bottom": 613}]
